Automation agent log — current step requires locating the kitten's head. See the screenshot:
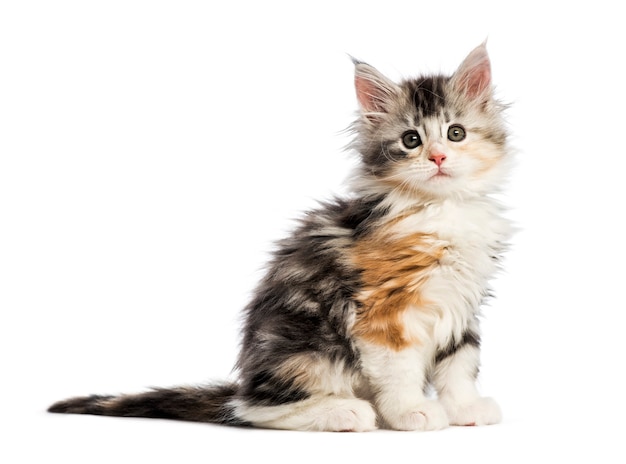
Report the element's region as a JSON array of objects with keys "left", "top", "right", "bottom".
[{"left": 351, "top": 44, "right": 509, "bottom": 200}]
